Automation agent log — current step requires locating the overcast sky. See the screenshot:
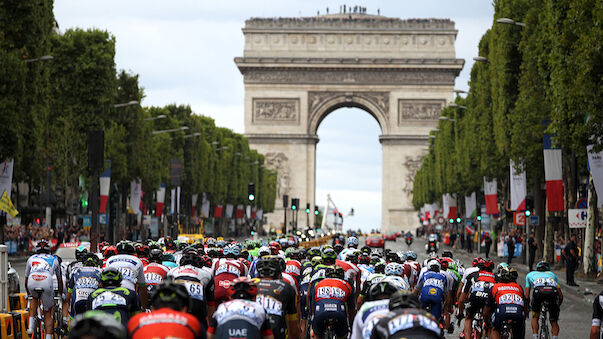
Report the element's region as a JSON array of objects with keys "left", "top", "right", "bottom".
[{"left": 54, "top": 0, "right": 494, "bottom": 231}]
